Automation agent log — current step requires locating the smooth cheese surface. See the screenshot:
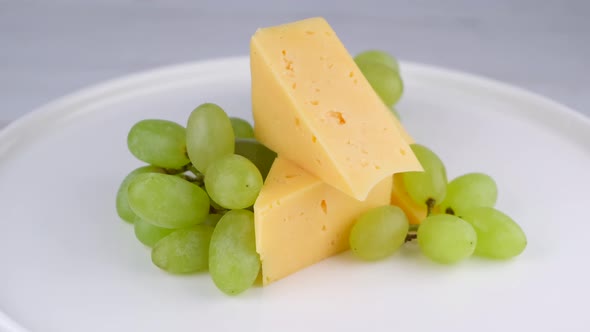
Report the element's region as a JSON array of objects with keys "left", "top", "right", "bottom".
[
  {"left": 254, "top": 157, "right": 392, "bottom": 285},
  {"left": 250, "top": 17, "right": 421, "bottom": 200}
]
